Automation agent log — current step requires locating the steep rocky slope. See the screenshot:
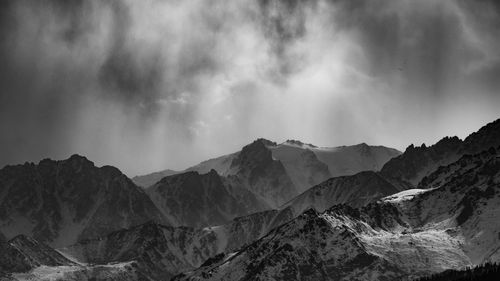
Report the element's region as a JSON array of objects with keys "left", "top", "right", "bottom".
[
  {"left": 226, "top": 139, "right": 298, "bottom": 208},
  {"left": 0, "top": 233, "right": 75, "bottom": 279},
  {"left": 1, "top": 233, "right": 154, "bottom": 281},
  {"left": 176, "top": 147, "right": 500, "bottom": 280},
  {"left": 281, "top": 171, "right": 400, "bottom": 216},
  {"left": 49, "top": 209, "right": 296, "bottom": 280},
  {"left": 266, "top": 141, "right": 332, "bottom": 193},
  {"left": 0, "top": 155, "right": 167, "bottom": 247},
  {"left": 146, "top": 170, "right": 269, "bottom": 228},
  {"left": 61, "top": 222, "right": 221, "bottom": 280}
]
